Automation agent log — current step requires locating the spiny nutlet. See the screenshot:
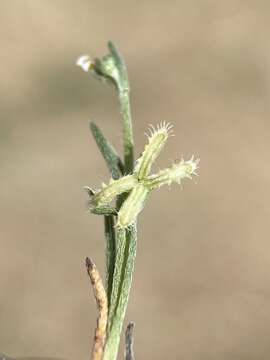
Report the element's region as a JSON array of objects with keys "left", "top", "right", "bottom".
[
  {"left": 90, "top": 175, "right": 138, "bottom": 208},
  {"left": 143, "top": 156, "right": 199, "bottom": 190},
  {"left": 134, "top": 122, "right": 173, "bottom": 180}
]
